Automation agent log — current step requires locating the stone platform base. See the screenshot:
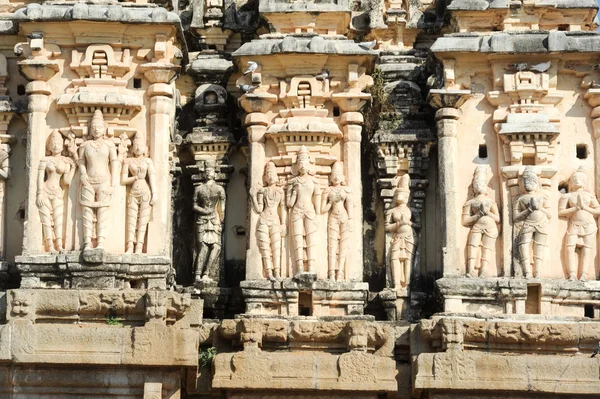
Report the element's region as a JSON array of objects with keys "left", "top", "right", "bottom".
[
  {"left": 16, "top": 253, "right": 172, "bottom": 289},
  {"left": 437, "top": 277, "right": 600, "bottom": 317},
  {"left": 241, "top": 278, "right": 369, "bottom": 316},
  {"left": 177, "top": 279, "right": 233, "bottom": 319},
  {"left": 380, "top": 288, "right": 426, "bottom": 321}
]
